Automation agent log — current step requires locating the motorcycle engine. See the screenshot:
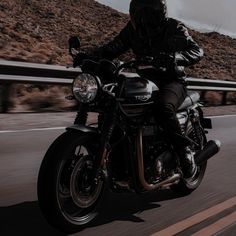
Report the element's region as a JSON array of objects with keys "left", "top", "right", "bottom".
[{"left": 142, "top": 125, "right": 176, "bottom": 184}]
